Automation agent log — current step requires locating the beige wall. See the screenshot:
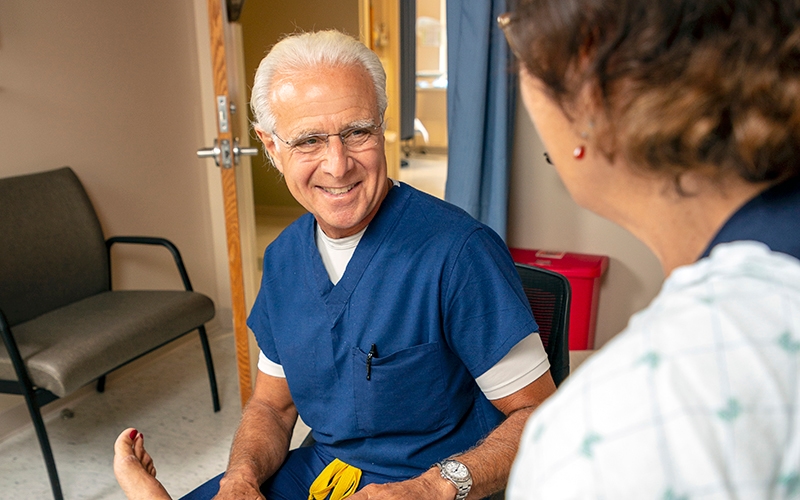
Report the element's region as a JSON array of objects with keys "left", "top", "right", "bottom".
[
  {"left": 507, "top": 97, "right": 665, "bottom": 348},
  {"left": 239, "top": 0, "right": 360, "bottom": 209},
  {"left": 0, "top": 1, "right": 228, "bottom": 416}
]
